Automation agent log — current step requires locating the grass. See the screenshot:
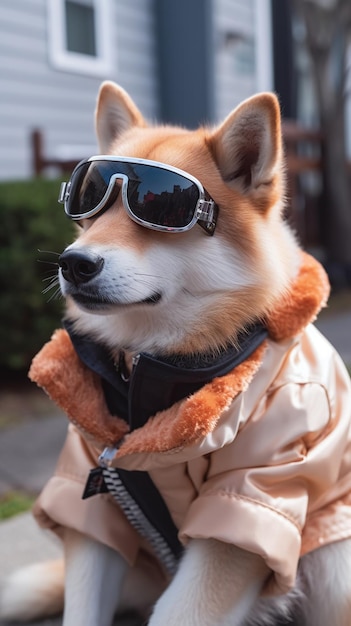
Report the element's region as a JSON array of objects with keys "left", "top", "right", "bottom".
[{"left": 0, "top": 491, "right": 35, "bottom": 521}]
